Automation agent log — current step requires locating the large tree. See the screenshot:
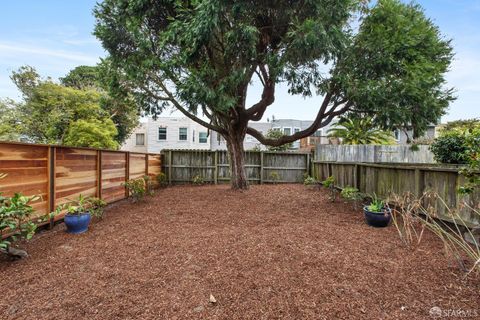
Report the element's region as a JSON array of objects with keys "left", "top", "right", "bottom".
[
  {"left": 10, "top": 67, "right": 119, "bottom": 149},
  {"left": 61, "top": 63, "right": 140, "bottom": 143},
  {"left": 94, "top": 0, "right": 454, "bottom": 189}
]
